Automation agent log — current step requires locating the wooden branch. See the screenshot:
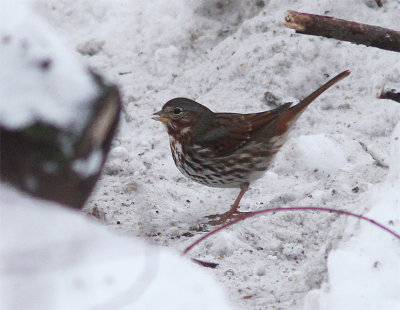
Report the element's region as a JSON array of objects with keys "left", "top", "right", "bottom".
[
  {"left": 375, "top": 0, "right": 383, "bottom": 7},
  {"left": 285, "top": 10, "right": 400, "bottom": 53},
  {"left": 378, "top": 87, "right": 400, "bottom": 103}
]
